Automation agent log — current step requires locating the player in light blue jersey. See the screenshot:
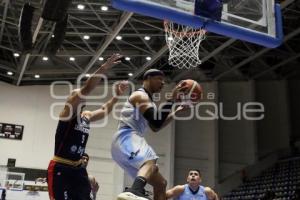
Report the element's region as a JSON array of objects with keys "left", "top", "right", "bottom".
[
  {"left": 113, "top": 69, "right": 187, "bottom": 200},
  {"left": 166, "top": 169, "right": 218, "bottom": 200}
]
